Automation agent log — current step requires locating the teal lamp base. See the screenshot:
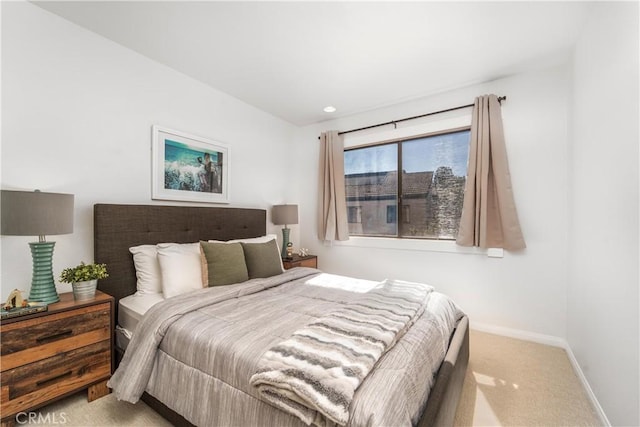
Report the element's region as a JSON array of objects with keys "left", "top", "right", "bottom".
[
  {"left": 281, "top": 227, "right": 290, "bottom": 259},
  {"left": 28, "top": 241, "right": 60, "bottom": 304}
]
